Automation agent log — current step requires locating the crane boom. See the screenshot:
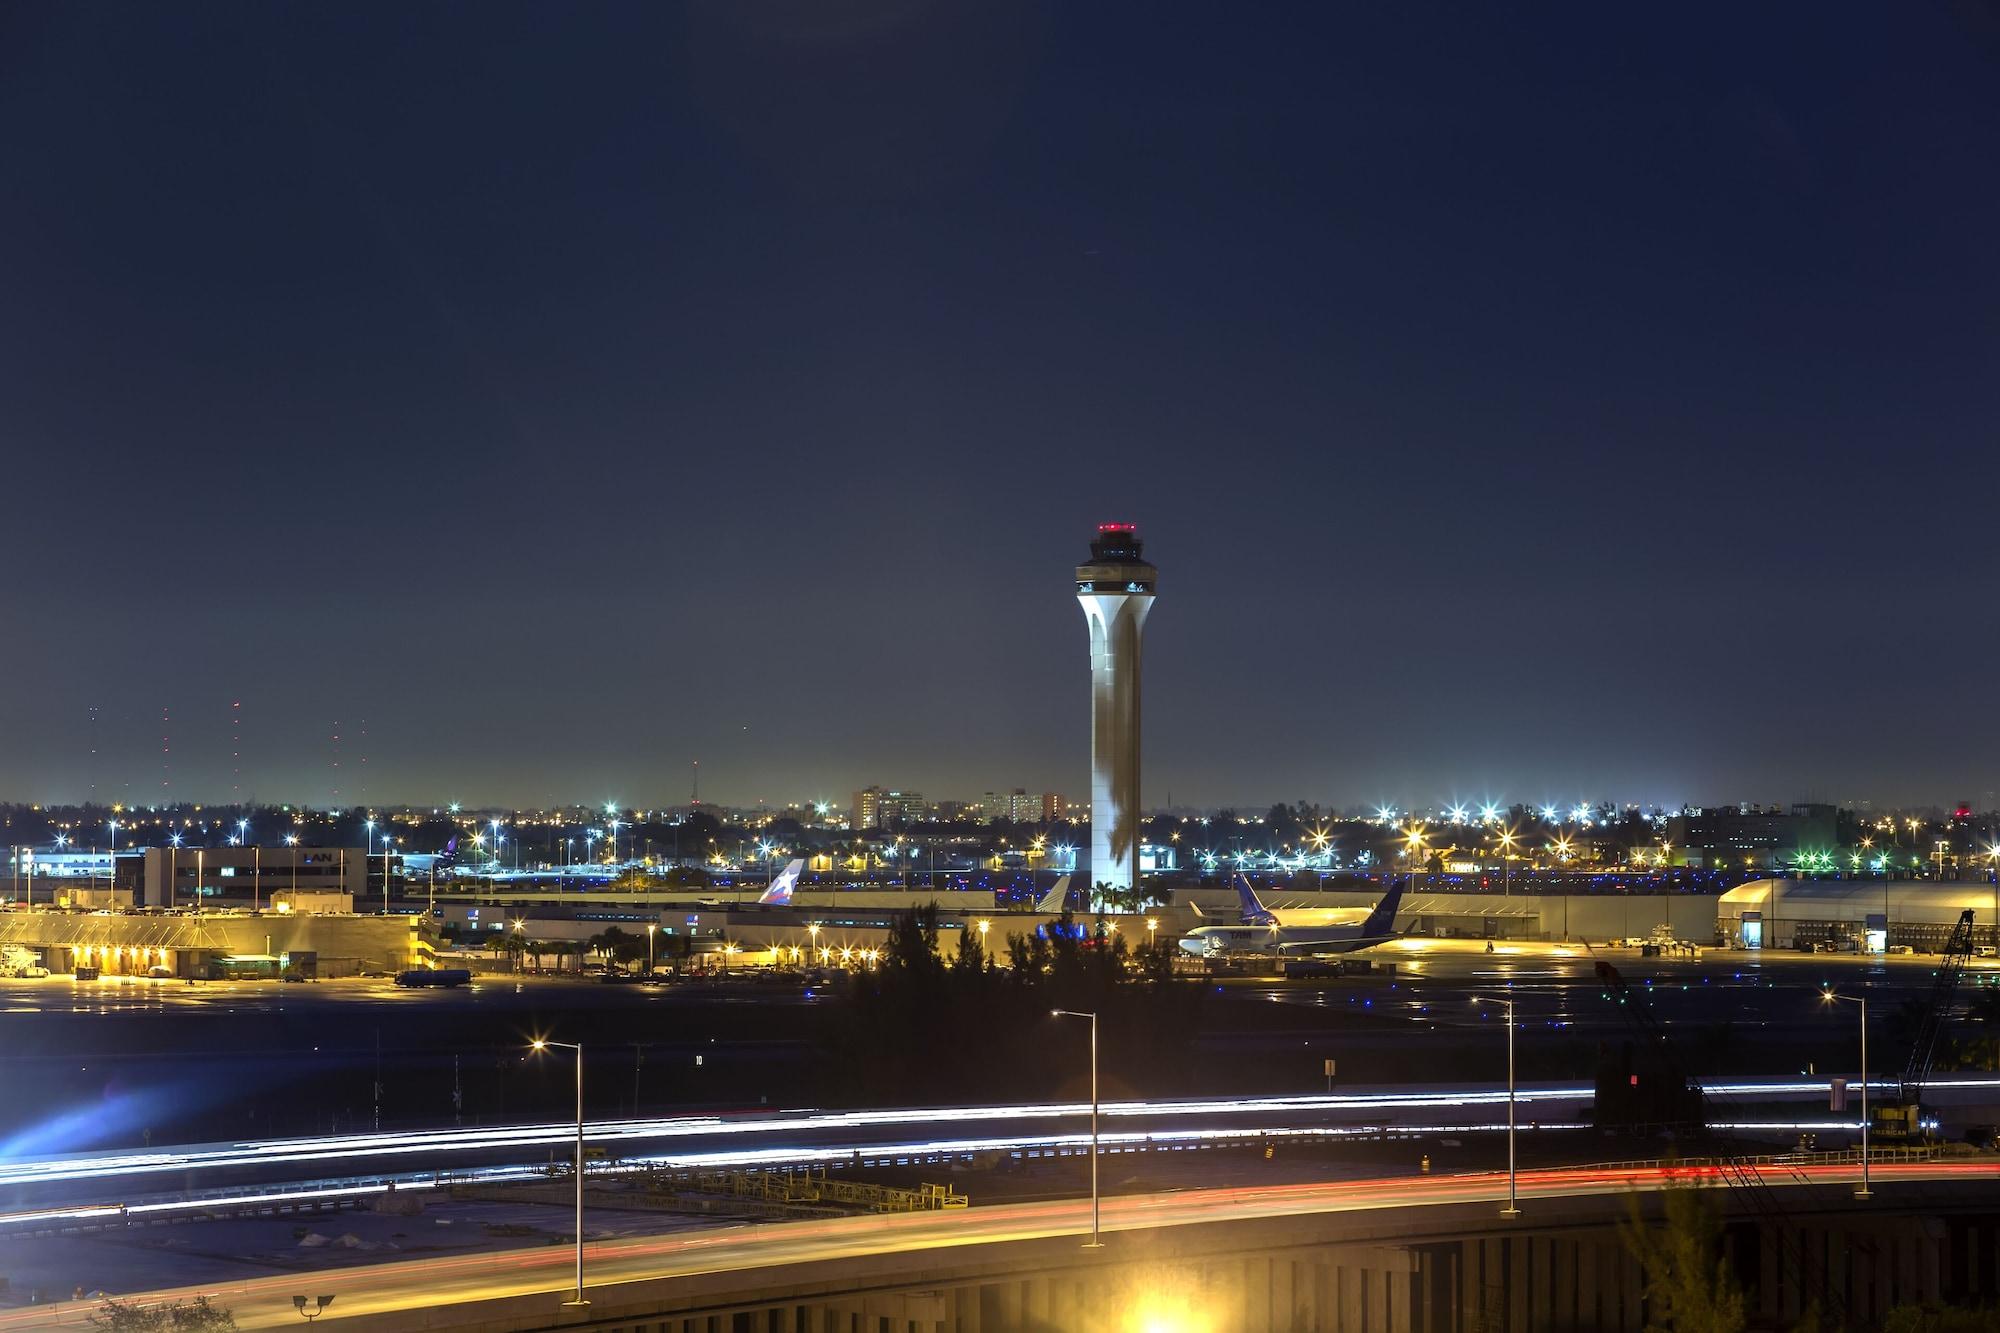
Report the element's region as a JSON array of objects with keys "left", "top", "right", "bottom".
[{"left": 1871, "top": 906, "right": 1980, "bottom": 1143}]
